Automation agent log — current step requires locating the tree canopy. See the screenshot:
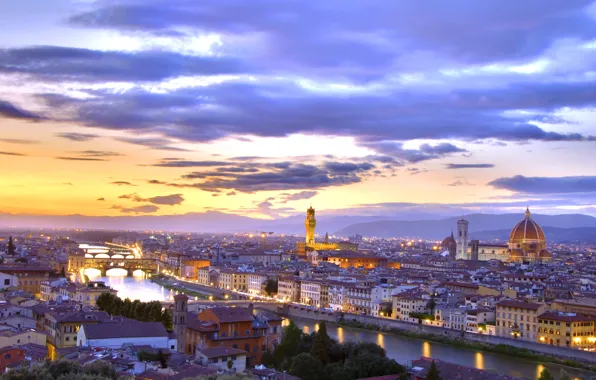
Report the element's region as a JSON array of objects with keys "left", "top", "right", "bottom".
[
  {"left": 0, "top": 359, "right": 121, "bottom": 380},
  {"left": 267, "top": 319, "right": 404, "bottom": 380},
  {"left": 96, "top": 293, "right": 172, "bottom": 330}
]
